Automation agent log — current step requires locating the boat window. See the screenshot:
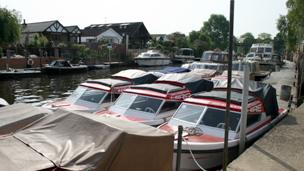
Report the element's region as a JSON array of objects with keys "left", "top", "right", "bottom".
[
  {"left": 173, "top": 104, "right": 205, "bottom": 124},
  {"left": 102, "top": 93, "right": 120, "bottom": 103},
  {"left": 66, "top": 86, "right": 87, "bottom": 103},
  {"left": 257, "top": 48, "right": 264, "bottom": 53},
  {"left": 143, "top": 53, "right": 150, "bottom": 57},
  {"left": 202, "top": 52, "right": 212, "bottom": 61},
  {"left": 265, "top": 48, "right": 272, "bottom": 53},
  {"left": 159, "top": 101, "right": 181, "bottom": 113},
  {"left": 78, "top": 88, "right": 107, "bottom": 103},
  {"left": 199, "top": 108, "right": 240, "bottom": 131},
  {"left": 250, "top": 48, "right": 257, "bottom": 53},
  {"left": 247, "top": 114, "right": 261, "bottom": 126},
  {"left": 247, "top": 54, "right": 254, "bottom": 58},
  {"left": 151, "top": 54, "right": 161, "bottom": 57},
  {"left": 114, "top": 93, "right": 137, "bottom": 108},
  {"left": 129, "top": 96, "right": 163, "bottom": 114}
]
